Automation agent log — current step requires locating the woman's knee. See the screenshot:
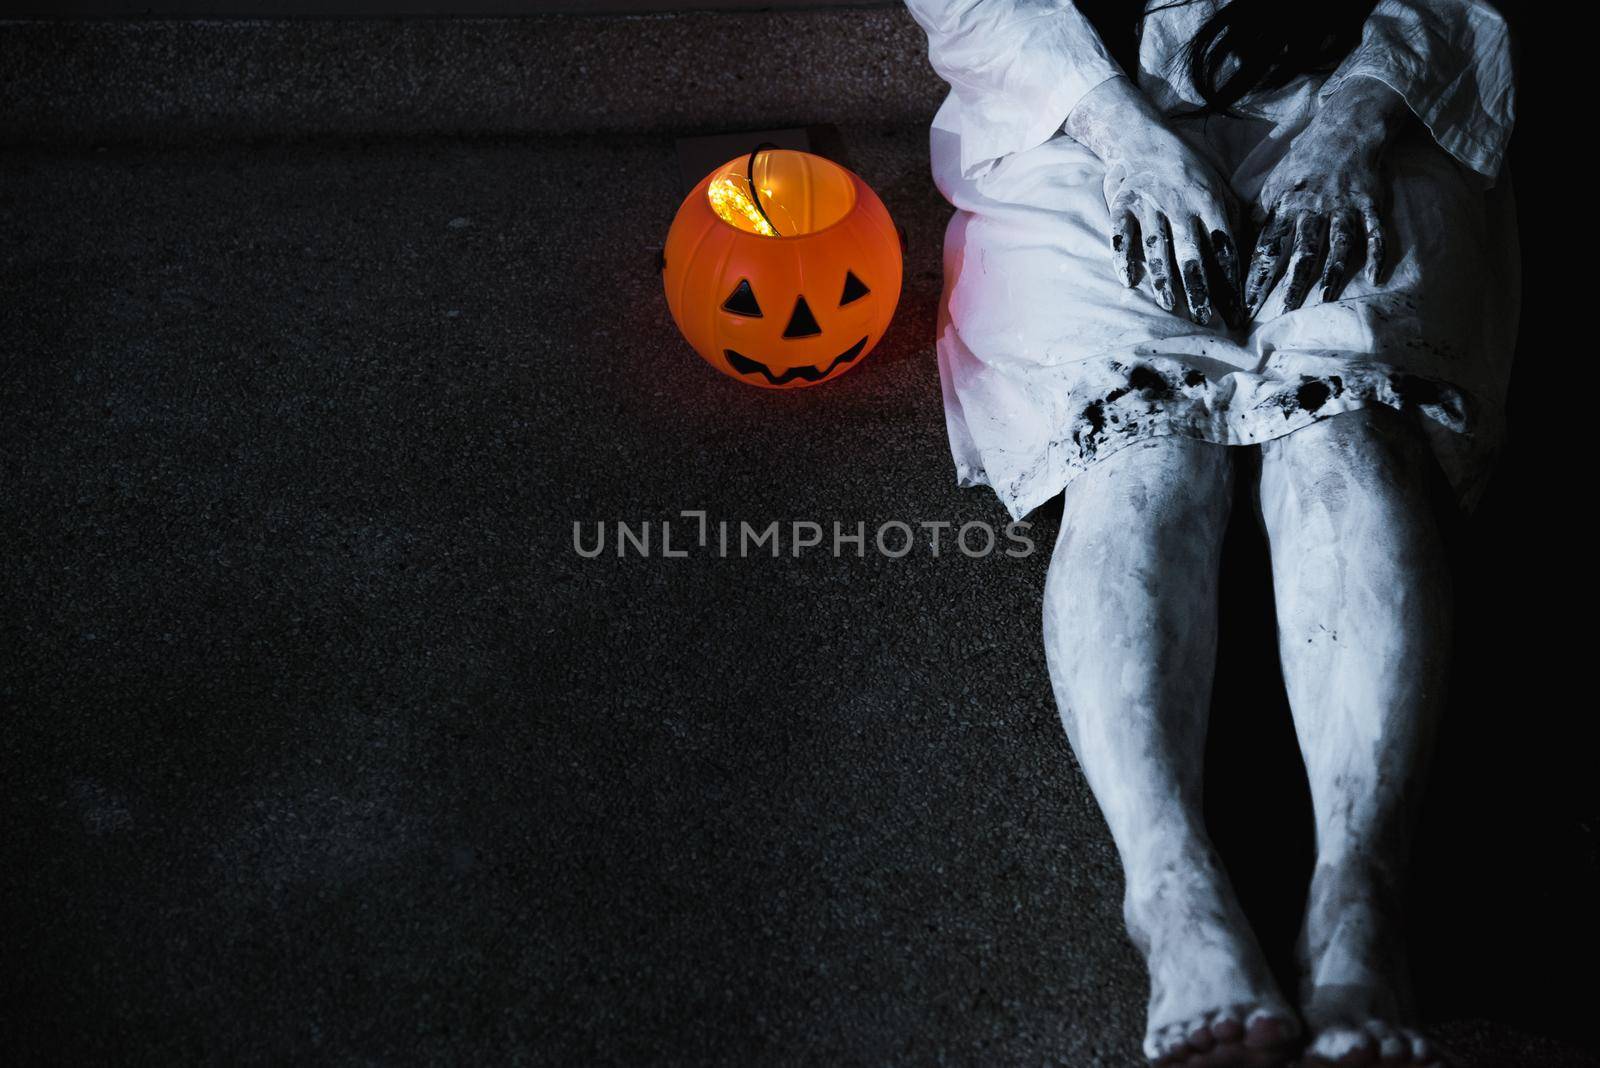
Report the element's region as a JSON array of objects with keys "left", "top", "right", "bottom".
[
  {"left": 1044, "top": 437, "right": 1232, "bottom": 695},
  {"left": 1047, "top": 436, "right": 1233, "bottom": 620},
  {"left": 1062, "top": 435, "right": 1234, "bottom": 538},
  {"left": 1258, "top": 406, "right": 1434, "bottom": 520}
]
